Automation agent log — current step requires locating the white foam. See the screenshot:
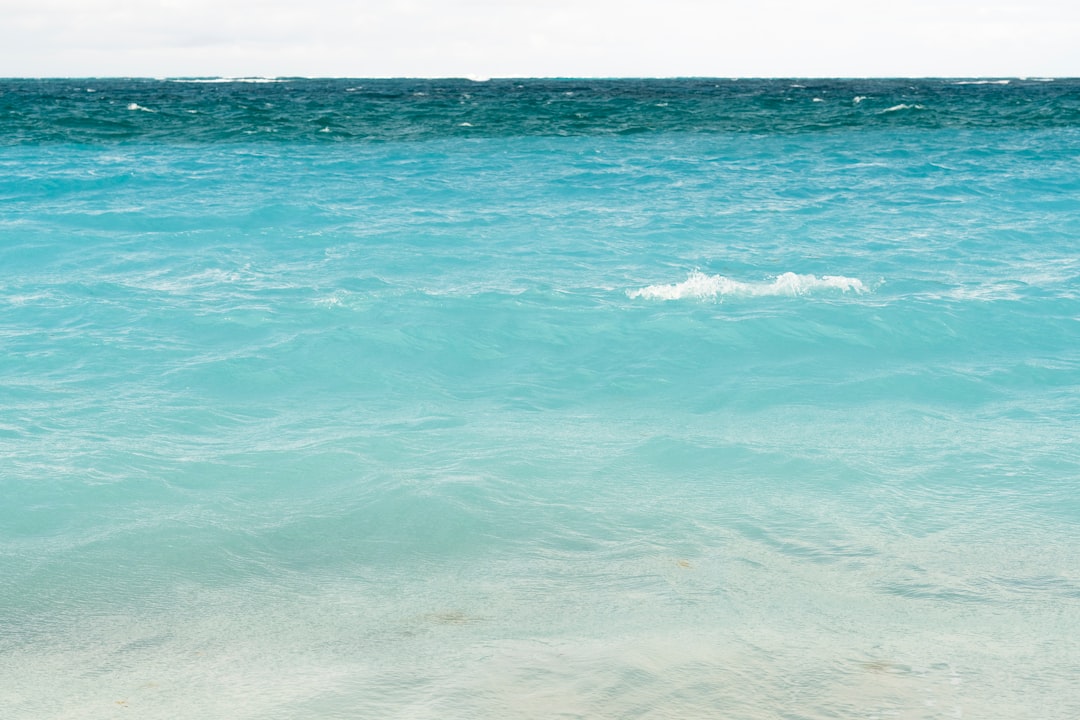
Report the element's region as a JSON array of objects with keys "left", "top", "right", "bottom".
[
  {"left": 126, "top": 103, "right": 155, "bottom": 112},
  {"left": 627, "top": 271, "right": 868, "bottom": 301},
  {"left": 953, "top": 79, "right": 1011, "bottom": 85},
  {"left": 168, "top": 77, "right": 287, "bottom": 84},
  {"left": 880, "top": 104, "right": 924, "bottom": 113},
  {"left": 852, "top": 96, "right": 867, "bottom": 104}
]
